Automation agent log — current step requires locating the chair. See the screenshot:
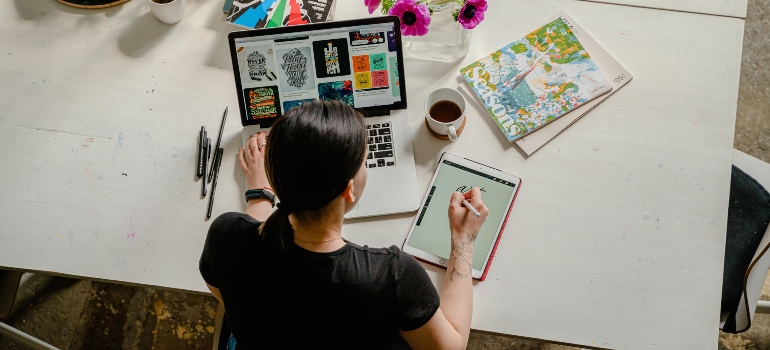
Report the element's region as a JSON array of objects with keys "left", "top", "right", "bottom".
[
  {"left": 0, "top": 270, "right": 59, "bottom": 349},
  {"left": 720, "top": 150, "right": 770, "bottom": 333}
]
